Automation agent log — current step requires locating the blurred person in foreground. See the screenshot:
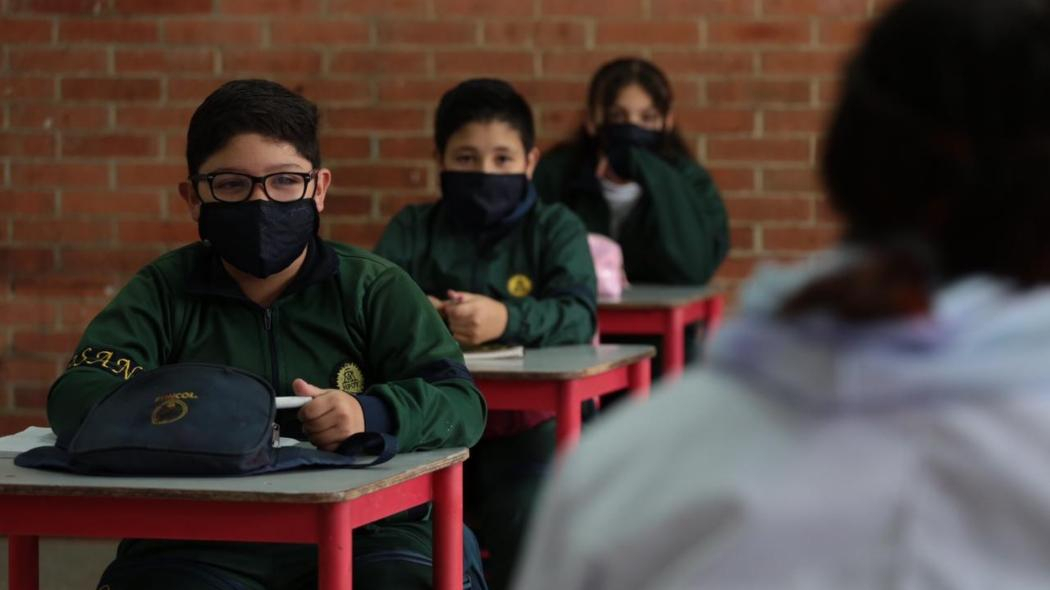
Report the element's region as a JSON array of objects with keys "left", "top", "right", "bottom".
[{"left": 512, "top": 0, "right": 1050, "bottom": 588}]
